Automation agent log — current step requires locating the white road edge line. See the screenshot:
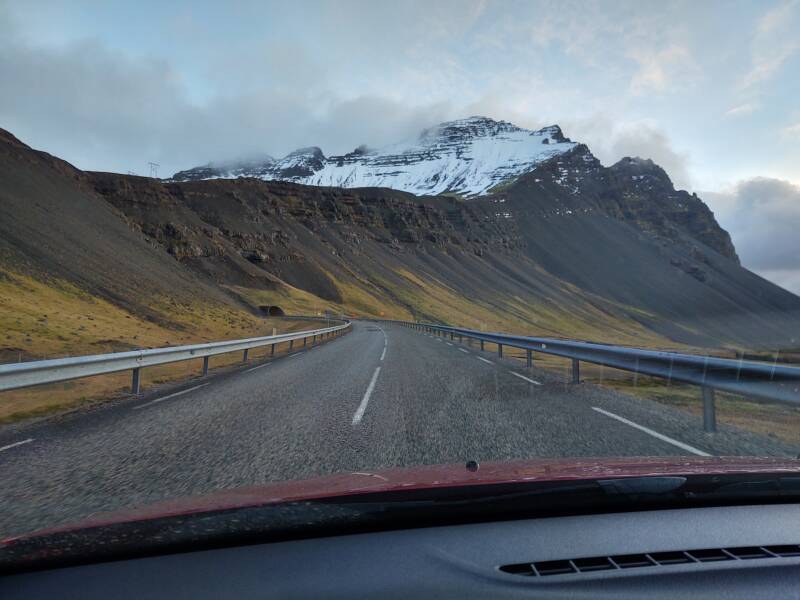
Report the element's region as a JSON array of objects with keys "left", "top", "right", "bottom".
[
  {"left": 133, "top": 383, "right": 209, "bottom": 410},
  {"left": 245, "top": 362, "right": 272, "bottom": 372},
  {"left": 352, "top": 366, "right": 382, "bottom": 425},
  {"left": 458, "top": 348, "right": 470, "bottom": 354},
  {"left": 510, "top": 371, "right": 541, "bottom": 385},
  {"left": 288, "top": 352, "right": 303, "bottom": 358},
  {"left": 0, "top": 438, "right": 34, "bottom": 453},
  {"left": 477, "top": 356, "right": 493, "bottom": 365},
  {"left": 380, "top": 347, "right": 386, "bottom": 361},
  {"left": 446, "top": 342, "right": 453, "bottom": 346},
  {"left": 591, "top": 407, "right": 710, "bottom": 457}
]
